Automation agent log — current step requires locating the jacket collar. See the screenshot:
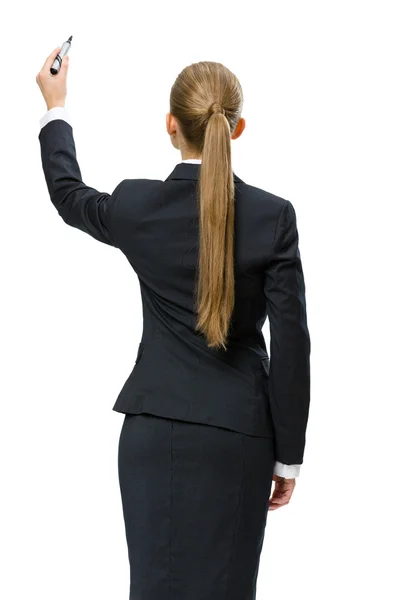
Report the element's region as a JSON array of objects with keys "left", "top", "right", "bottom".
[{"left": 165, "top": 162, "right": 243, "bottom": 183}]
